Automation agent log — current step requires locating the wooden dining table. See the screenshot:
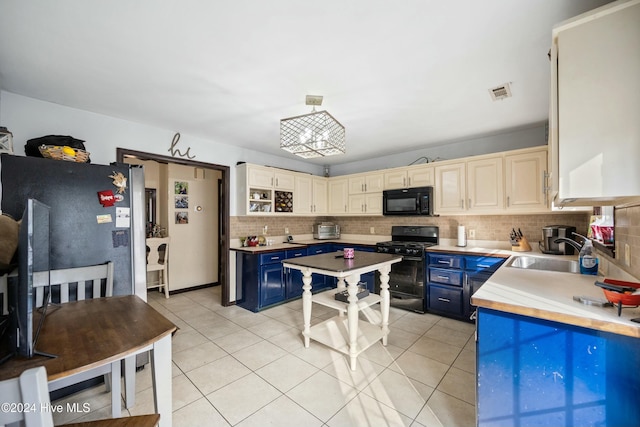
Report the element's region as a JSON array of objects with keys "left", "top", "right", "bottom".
[{"left": 0, "top": 295, "right": 177, "bottom": 427}]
